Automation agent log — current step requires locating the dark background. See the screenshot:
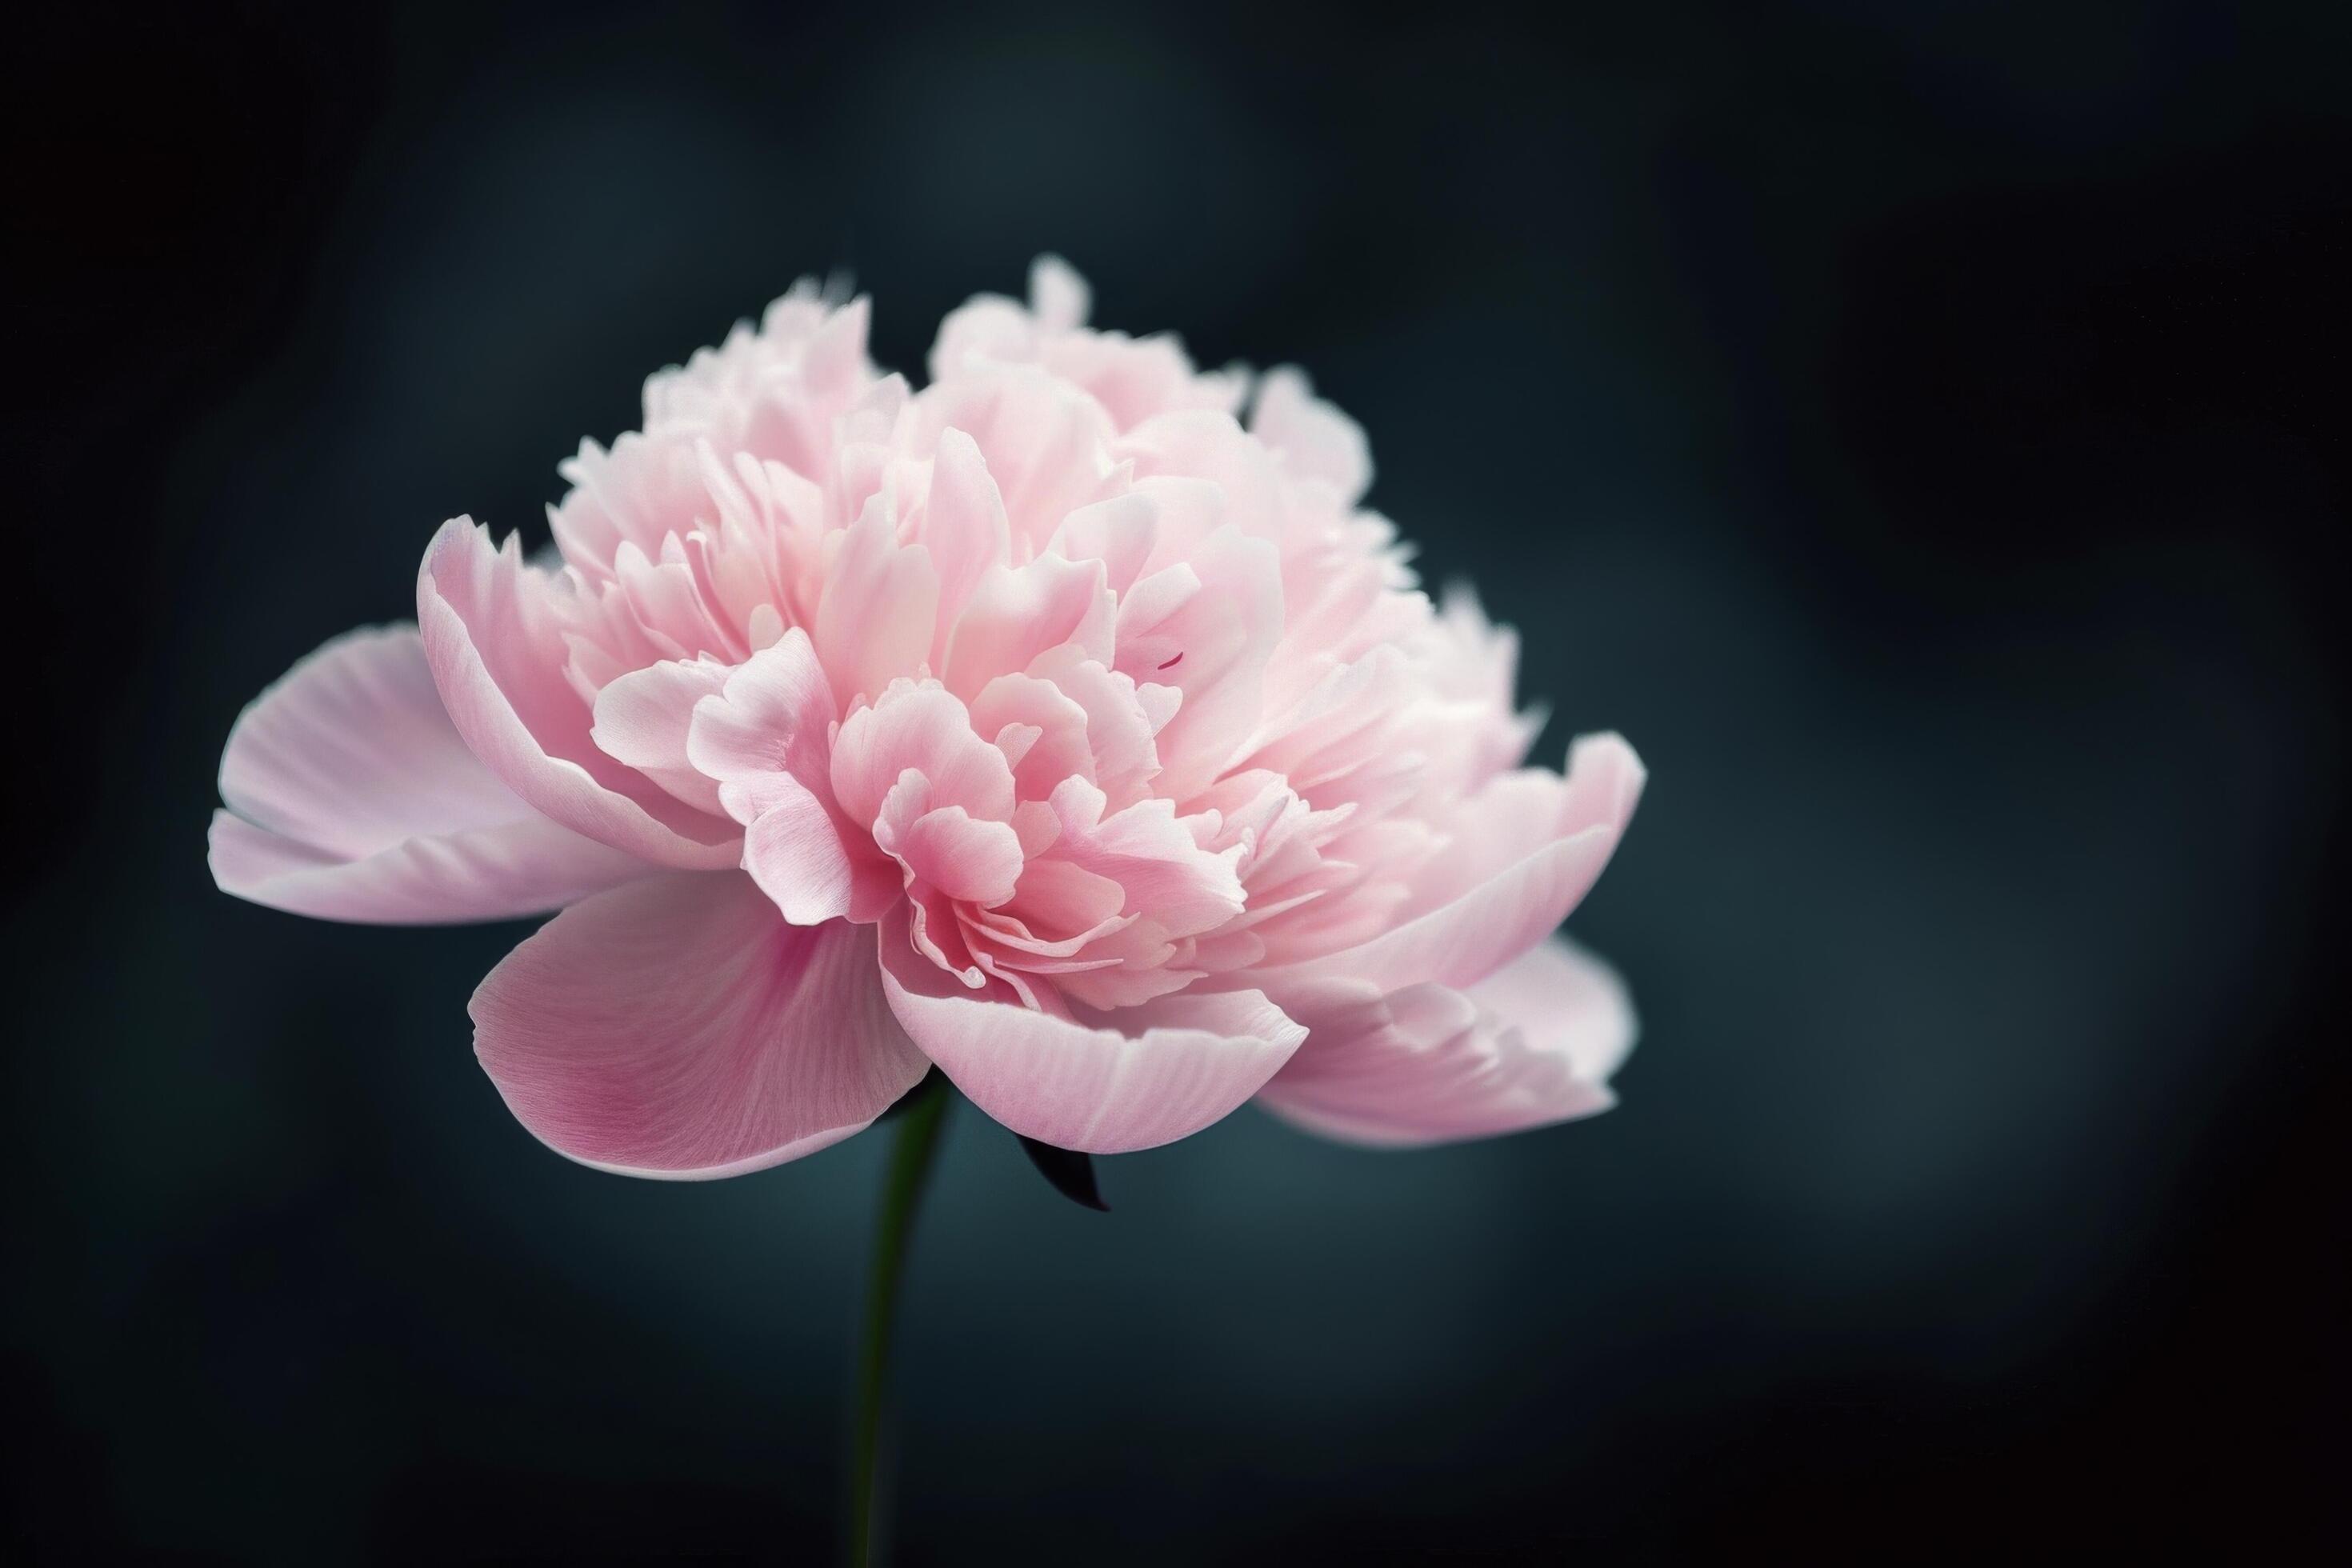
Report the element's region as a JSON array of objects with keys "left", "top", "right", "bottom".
[{"left": 6, "top": 2, "right": 2345, "bottom": 1561}]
